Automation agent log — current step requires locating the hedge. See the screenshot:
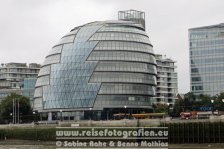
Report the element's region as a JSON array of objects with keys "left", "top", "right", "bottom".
[
  {"left": 0, "top": 121, "right": 223, "bottom": 144},
  {"left": 0, "top": 127, "right": 56, "bottom": 141}
]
